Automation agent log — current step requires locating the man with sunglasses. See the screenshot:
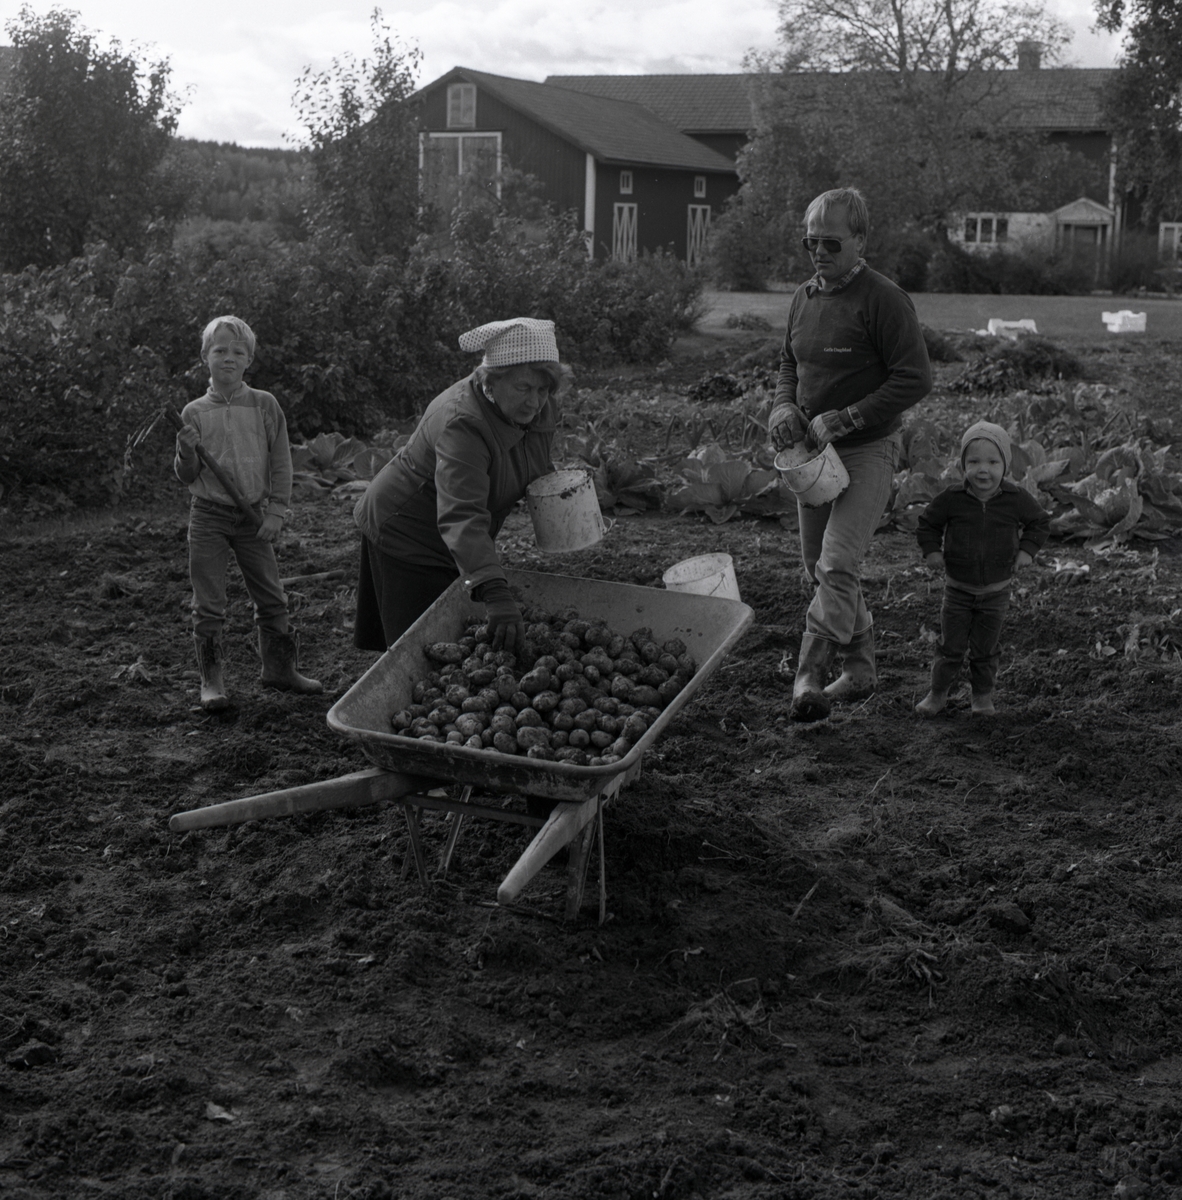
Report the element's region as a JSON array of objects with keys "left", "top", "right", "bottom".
[{"left": 769, "top": 187, "right": 931, "bottom": 722}]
